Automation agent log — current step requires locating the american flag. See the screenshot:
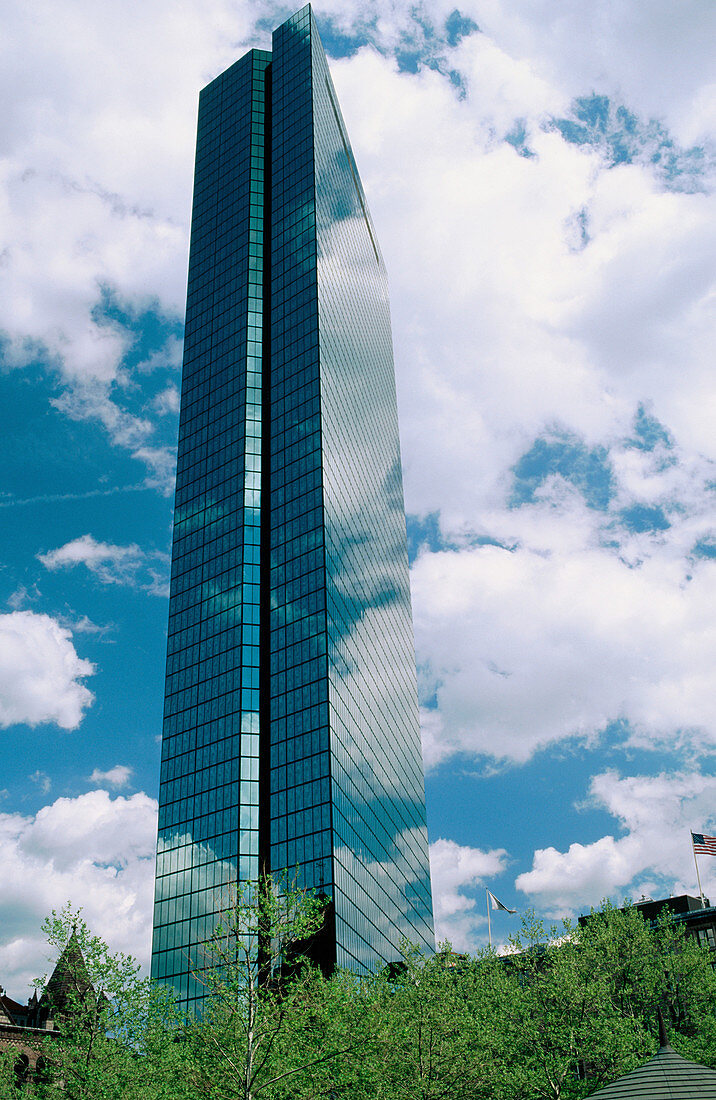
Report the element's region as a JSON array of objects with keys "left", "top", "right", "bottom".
[{"left": 692, "top": 832, "right": 716, "bottom": 857}]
